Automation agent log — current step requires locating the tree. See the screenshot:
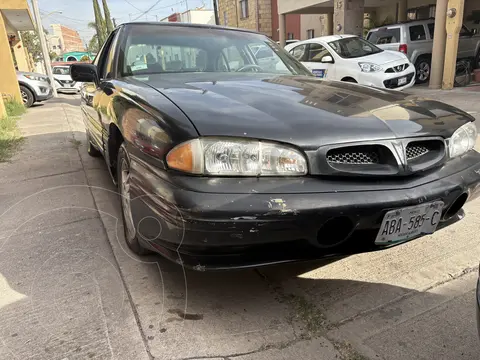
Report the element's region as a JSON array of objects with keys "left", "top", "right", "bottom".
[
  {"left": 93, "top": 0, "right": 107, "bottom": 47},
  {"left": 87, "top": 33, "right": 99, "bottom": 53},
  {"left": 102, "top": 0, "right": 114, "bottom": 33},
  {"left": 20, "top": 31, "right": 43, "bottom": 61},
  {"left": 80, "top": 55, "right": 90, "bottom": 61},
  {"left": 49, "top": 51, "right": 58, "bottom": 60}
]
